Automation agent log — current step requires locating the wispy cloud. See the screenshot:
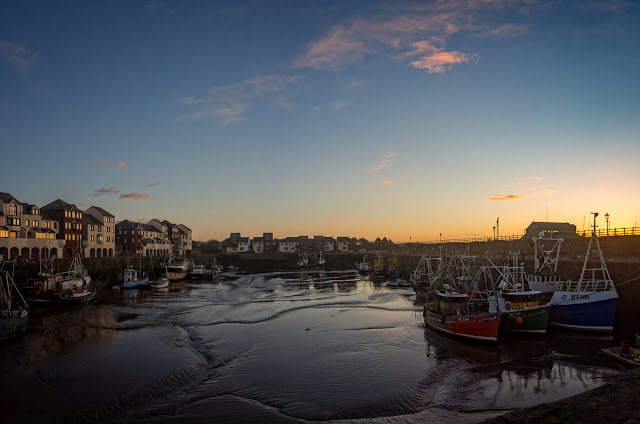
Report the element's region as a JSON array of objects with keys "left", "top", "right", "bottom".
[
  {"left": 380, "top": 180, "right": 399, "bottom": 185},
  {"left": 582, "top": 0, "right": 633, "bottom": 13},
  {"left": 371, "top": 160, "right": 391, "bottom": 172},
  {"left": 293, "top": 2, "right": 534, "bottom": 73},
  {"left": 476, "top": 23, "right": 528, "bottom": 38},
  {"left": 93, "top": 187, "right": 120, "bottom": 197},
  {"left": 91, "top": 159, "right": 104, "bottom": 165},
  {"left": 330, "top": 100, "right": 346, "bottom": 110},
  {"left": 370, "top": 152, "right": 398, "bottom": 173},
  {"left": 120, "top": 192, "right": 150, "bottom": 200},
  {"left": 489, "top": 194, "right": 527, "bottom": 201},
  {"left": 180, "top": 74, "right": 303, "bottom": 124},
  {"left": 145, "top": 182, "right": 166, "bottom": 188},
  {"left": 110, "top": 162, "right": 128, "bottom": 169},
  {"left": 0, "top": 40, "right": 38, "bottom": 73}
]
